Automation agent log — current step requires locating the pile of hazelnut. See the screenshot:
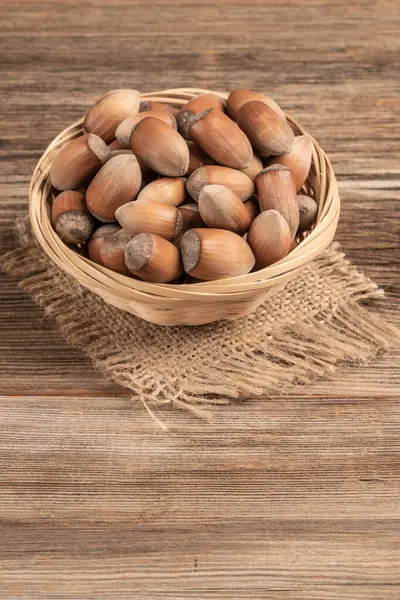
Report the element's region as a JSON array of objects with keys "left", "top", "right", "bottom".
[{"left": 50, "top": 88, "right": 318, "bottom": 283}]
